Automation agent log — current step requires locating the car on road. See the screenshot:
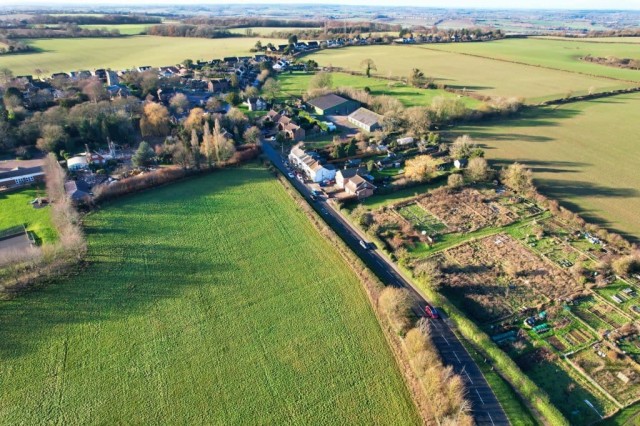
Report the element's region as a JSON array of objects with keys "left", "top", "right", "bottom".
[
  {"left": 310, "top": 195, "right": 318, "bottom": 201},
  {"left": 311, "top": 190, "right": 323, "bottom": 196},
  {"left": 287, "top": 172, "right": 294, "bottom": 178},
  {"left": 424, "top": 304, "right": 440, "bottom": 319},
  {"left": 359, "top": 240, "right": 370, "bottom": 249}
]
